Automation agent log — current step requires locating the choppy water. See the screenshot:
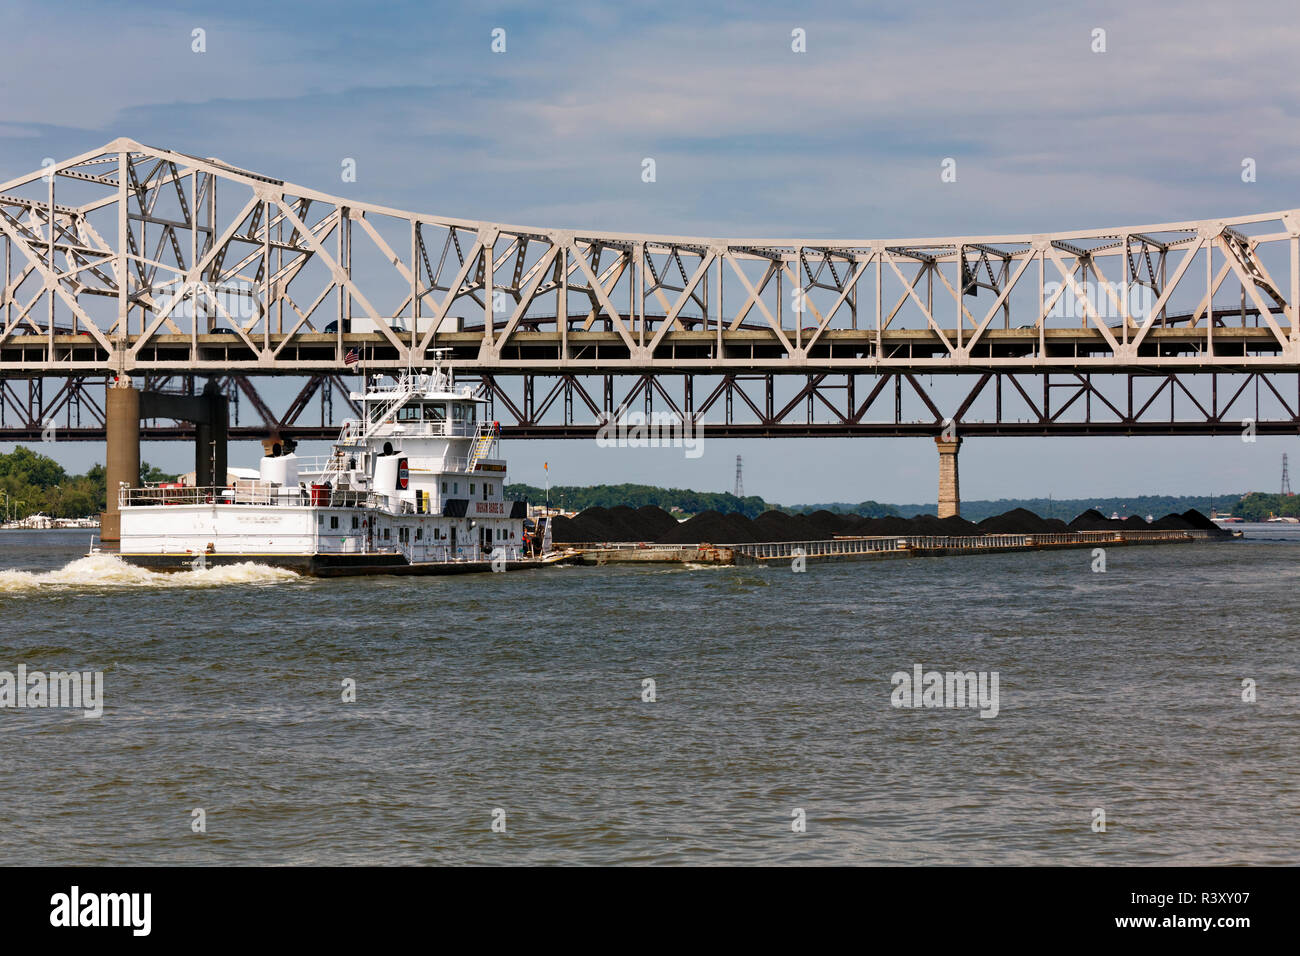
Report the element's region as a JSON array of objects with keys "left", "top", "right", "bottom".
[{"left": 0, "top": 526, "right": 1295, "bottom": 865}]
